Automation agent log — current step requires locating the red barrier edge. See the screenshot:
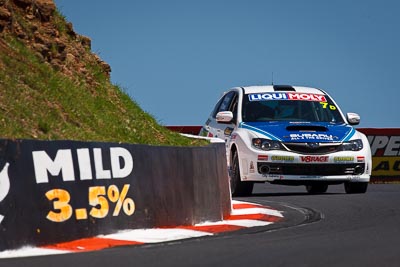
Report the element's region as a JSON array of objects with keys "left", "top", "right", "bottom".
[{"left": 166, "top": 126, "right": 202, "bottom": 135}]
